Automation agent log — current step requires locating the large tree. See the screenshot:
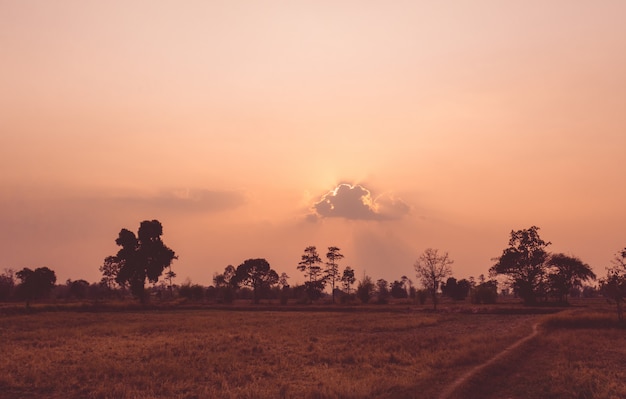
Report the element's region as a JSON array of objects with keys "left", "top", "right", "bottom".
[
  {"left": 109, "top": 220, "right": 177, "bottom": 303},
  {"left": 325, "top": 246, "right": 344, "bottom": 303},
  {"left": 297, "top": 246, "right": 325, "bottom": 302},
  {"left": 547, "top": 253, "right": 596, "bottom": 303},
  {"left": 414, "top": 248, "right": 453, "bottom": 310},
  {"left": 233, "top": 258, "right": 278, "bottom": 304},
  {"left": 15, "top": 267, "right": 57, "bottom": 308},
  {"left": 489, "top": 226, "right": 550, "bottom": 305}
]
